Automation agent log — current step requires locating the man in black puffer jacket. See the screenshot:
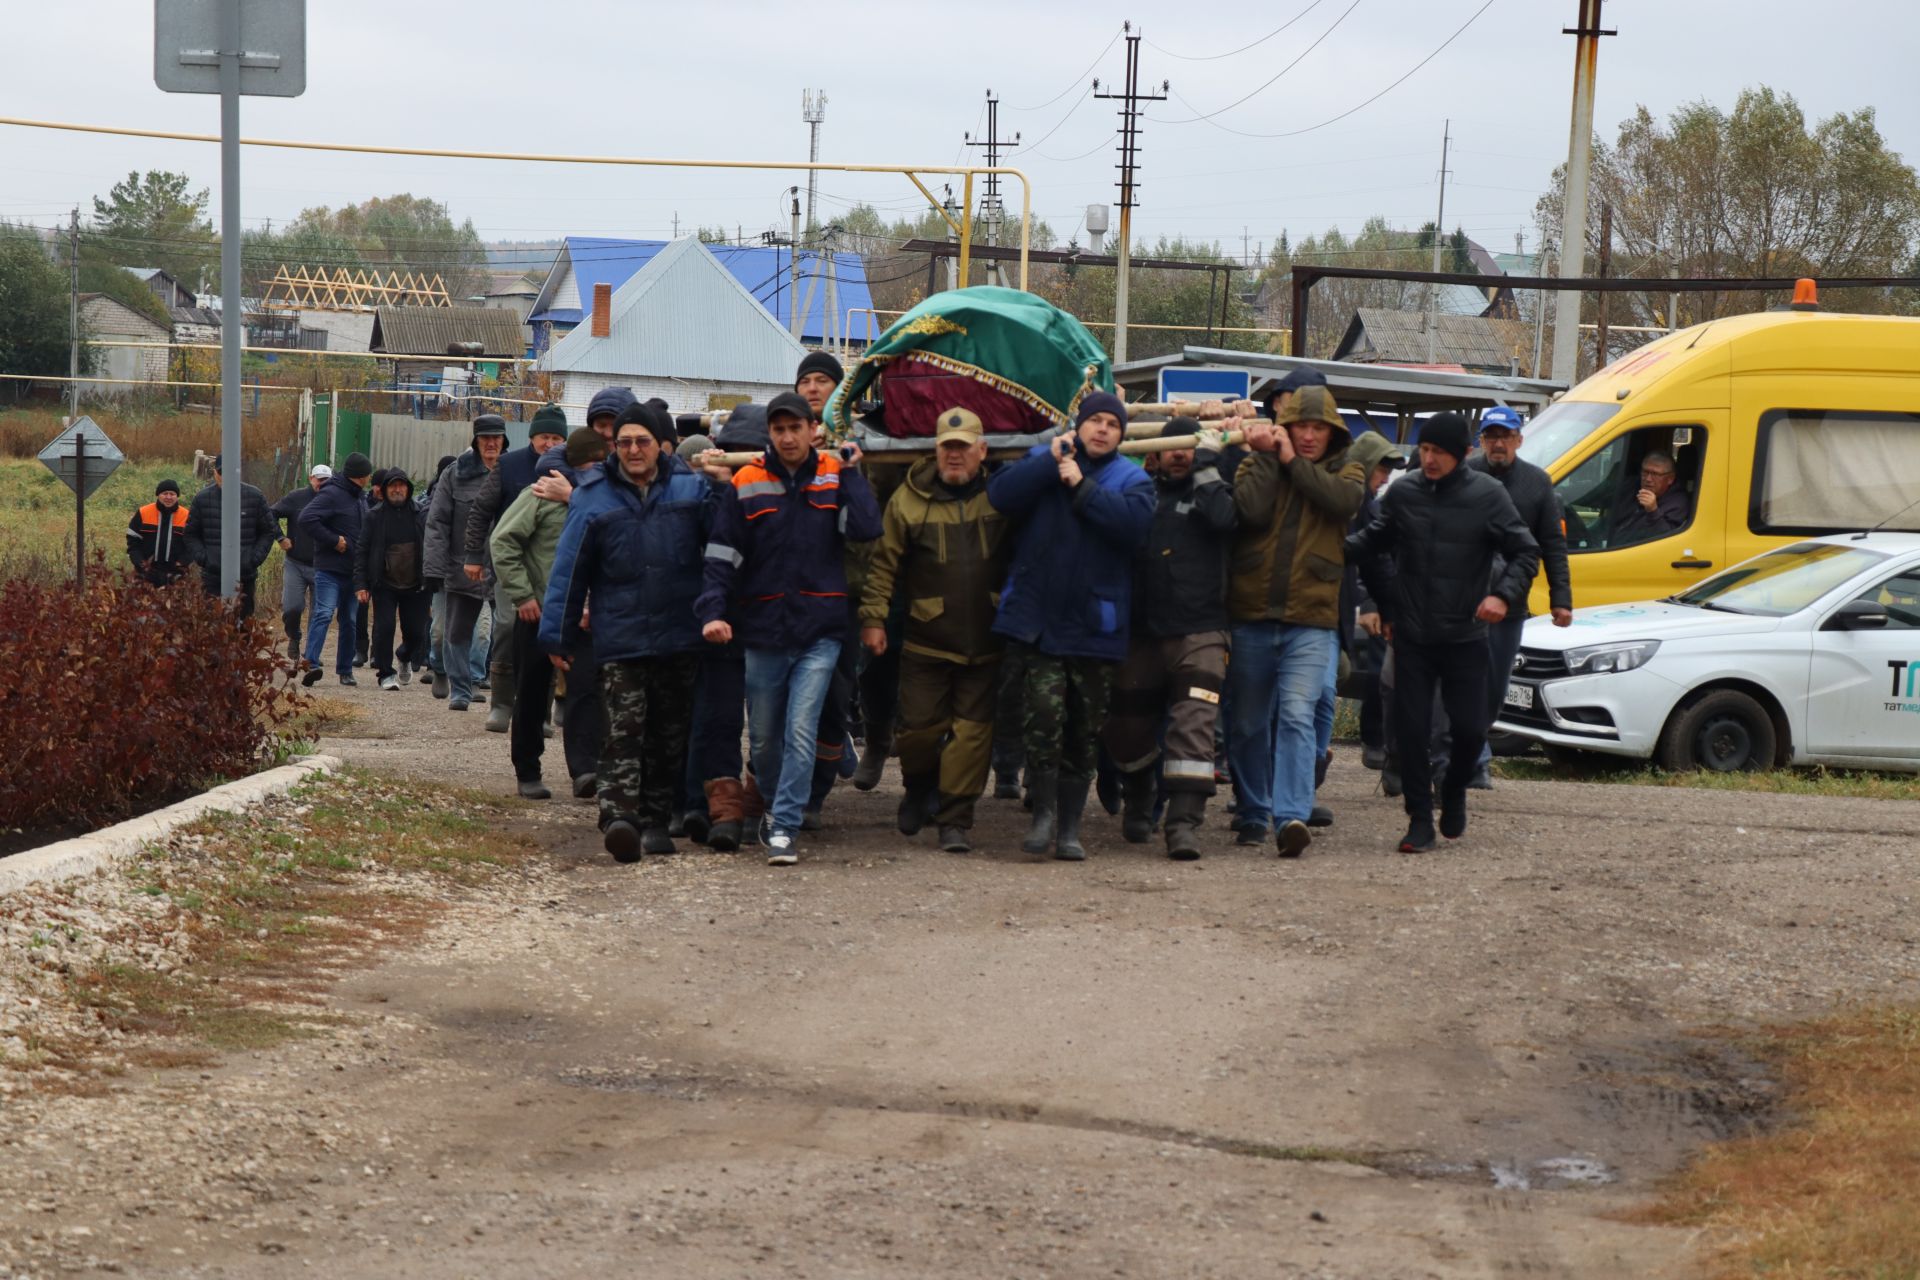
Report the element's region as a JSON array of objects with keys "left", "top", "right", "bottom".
[
  {"left": 1465, "top": 406, "right": 1573, "bottom": 787},
  {"left": 297, "top": 452, "right": 373, "bottom": 687},
  {"left": 354, "top": 470, "right": 430, "bottom": 691},
  {"left": 1346, "top": 412, "right": 1539, "bottom": 854},
  {"left": 1099, "top": 417, "right": 1237, "bottom": 860},
  {"left": 183, "top": 454, "right": 278, "bottom": 618}
]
